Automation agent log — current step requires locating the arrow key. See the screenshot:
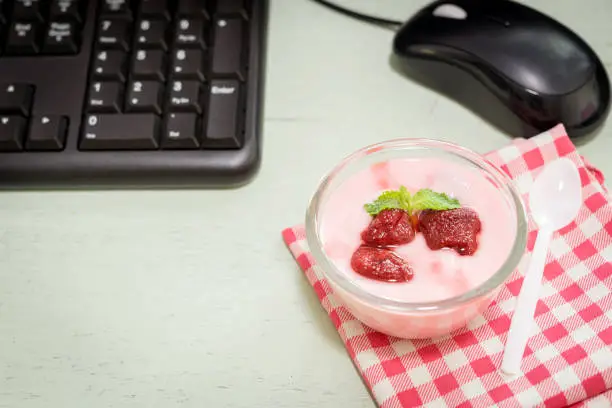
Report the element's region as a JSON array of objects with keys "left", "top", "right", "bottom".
[
  {"left": 0, "top": 116, "right": 26, "bottom": 152},
  {"left": 0, "top": 83, "right": 34, "bottom": 115},
  {"left": 26, "top": 115, "right": 69, "bottom": 151},
  {"left": 125, "top": 80, "right": 163, "bottom": 114}
]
